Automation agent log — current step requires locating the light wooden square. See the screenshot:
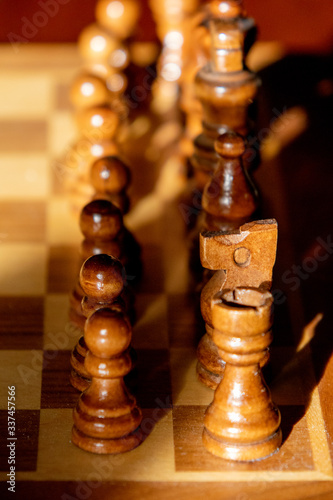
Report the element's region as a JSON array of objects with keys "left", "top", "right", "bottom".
[
  {"left": 0, "top": 154, "right": 50, "bottom": 199},
  {"left": 0, "top": 243, "right": 47, "bottom": 295},
  {"left": 170, "top": 348, "right": 213, "bottom": 406}
]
